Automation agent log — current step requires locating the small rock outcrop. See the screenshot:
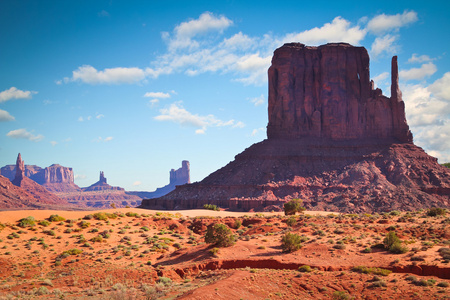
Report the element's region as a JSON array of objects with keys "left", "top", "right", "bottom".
[
  {"left": 128, "top": 161, "right": 191, "bottom": 199},
  {"left": 140, "top": 43, "right": 450, "bottom": 213}
]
